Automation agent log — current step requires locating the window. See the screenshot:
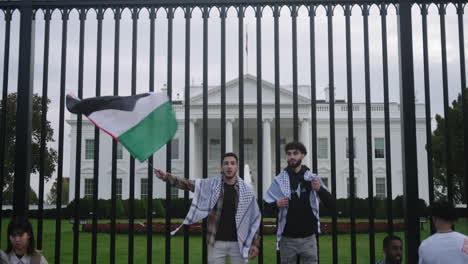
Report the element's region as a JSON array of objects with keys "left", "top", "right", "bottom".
[
  {"left": 84, "top": 178, "right": 94, "bottom": 198},
  {"left": 320, "top": 177, "right": 329, "bottom": 189},
  {"left": 318, "top": 138, "right": 328, "bottom": 159},
  {"left": 171, "top": 139, "right": 179, "bottom": 160},
  {"left": 347, "top": 178, "right": 357, "bottom": 198},
  {"left": 244, "top": 139, "right": 254, "bottom": 161},
  {"left": 209, "top": 139, "right": 221, "bottom": 160},
  {"left": 376, "top": 177, "right": 386, "bottom": 198},
  {"left": 116, "top": 143, "right": 123, "bottom": 160},
  {"left": 85, "top": 139, "right": 94, "bottom": 160},
  {"left": 346, "top": 138, "right": 356, "bottom": 159},
  {"left": 374, "top": 138, "right": 385, "bottom": 159},
  {"left": 116, "top": 178, "right": 123, "bottom": 200},
  {"left": 141, "top": 178, "right": 148, "bottom": 199}
]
